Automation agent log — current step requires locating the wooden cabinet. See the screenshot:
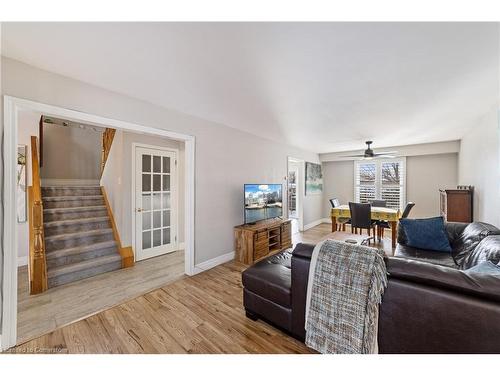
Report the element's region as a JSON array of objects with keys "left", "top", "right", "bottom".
[
  {"left": 440, "top": 188, "right": 473, "bottom": 223},
  {"left": 234, "top": 218, "right": 292, "bottom": 265}
]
